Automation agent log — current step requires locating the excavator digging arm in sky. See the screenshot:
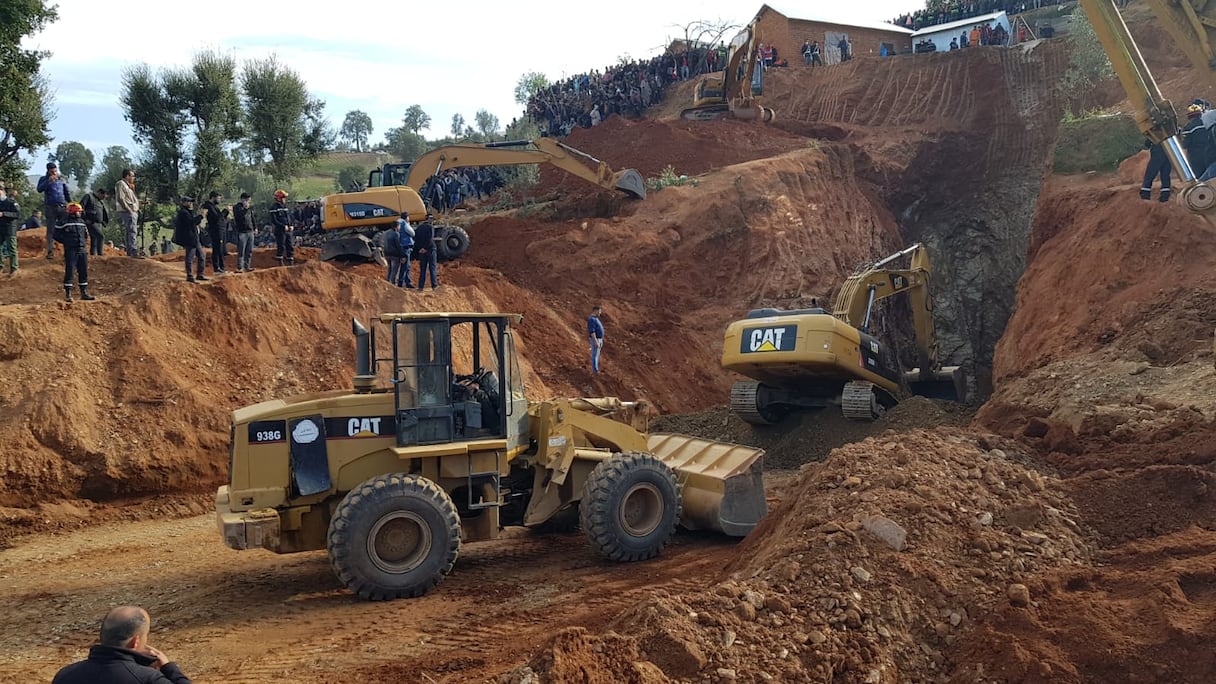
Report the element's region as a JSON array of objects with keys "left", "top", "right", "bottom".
[{"left": 1078, "top": 0, "right": 1216, "bottom": 220}]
